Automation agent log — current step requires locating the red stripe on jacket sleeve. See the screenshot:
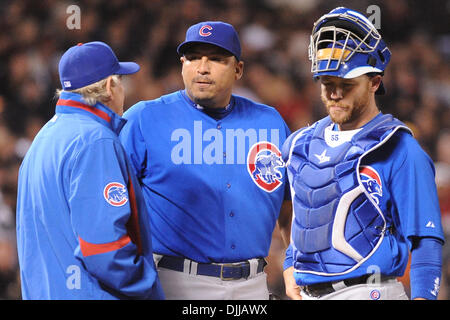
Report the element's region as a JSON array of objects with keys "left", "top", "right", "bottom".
[
  {"left": 79, "top": 235, "right": 131, "bottom": 257},
  {"left": 126, "top": 175, "right": 143, "bottom": 255}
]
